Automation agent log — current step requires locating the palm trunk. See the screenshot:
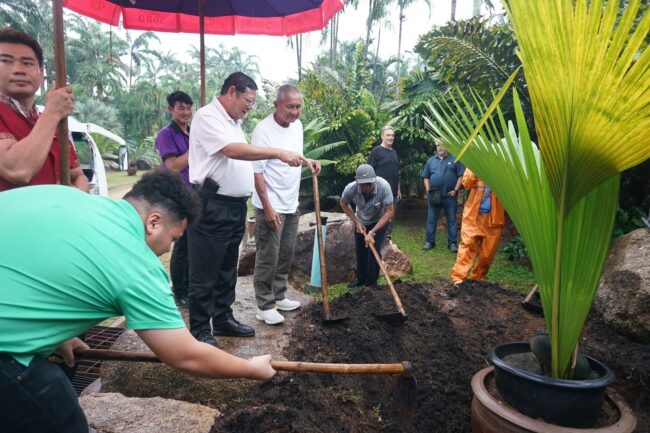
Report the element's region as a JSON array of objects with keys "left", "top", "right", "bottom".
[
  {"left": 295, "top": 34, "right": 303, "bottom": 81},
  {"left": 397, "top": 4, "right": 405, "bottom": 79},
  {"left": 473, "top": 0, "right": 482, "bottom": 16},
  {"left": 365, "top": 0, "right": 376, "bottom": 57}
]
